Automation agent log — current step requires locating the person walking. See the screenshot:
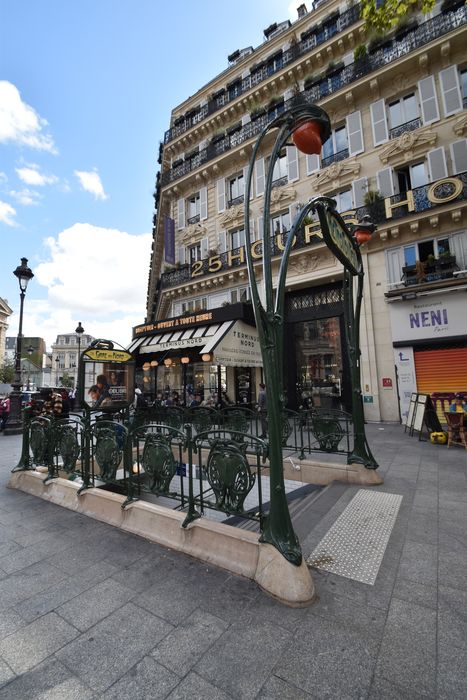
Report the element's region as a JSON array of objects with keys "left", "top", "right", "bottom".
[
  {"left": 258, "top": 382, "right": 267, "bottom": 439},
  {"left": 0, "top": 396, "right": 10, "bottom": 432}
]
